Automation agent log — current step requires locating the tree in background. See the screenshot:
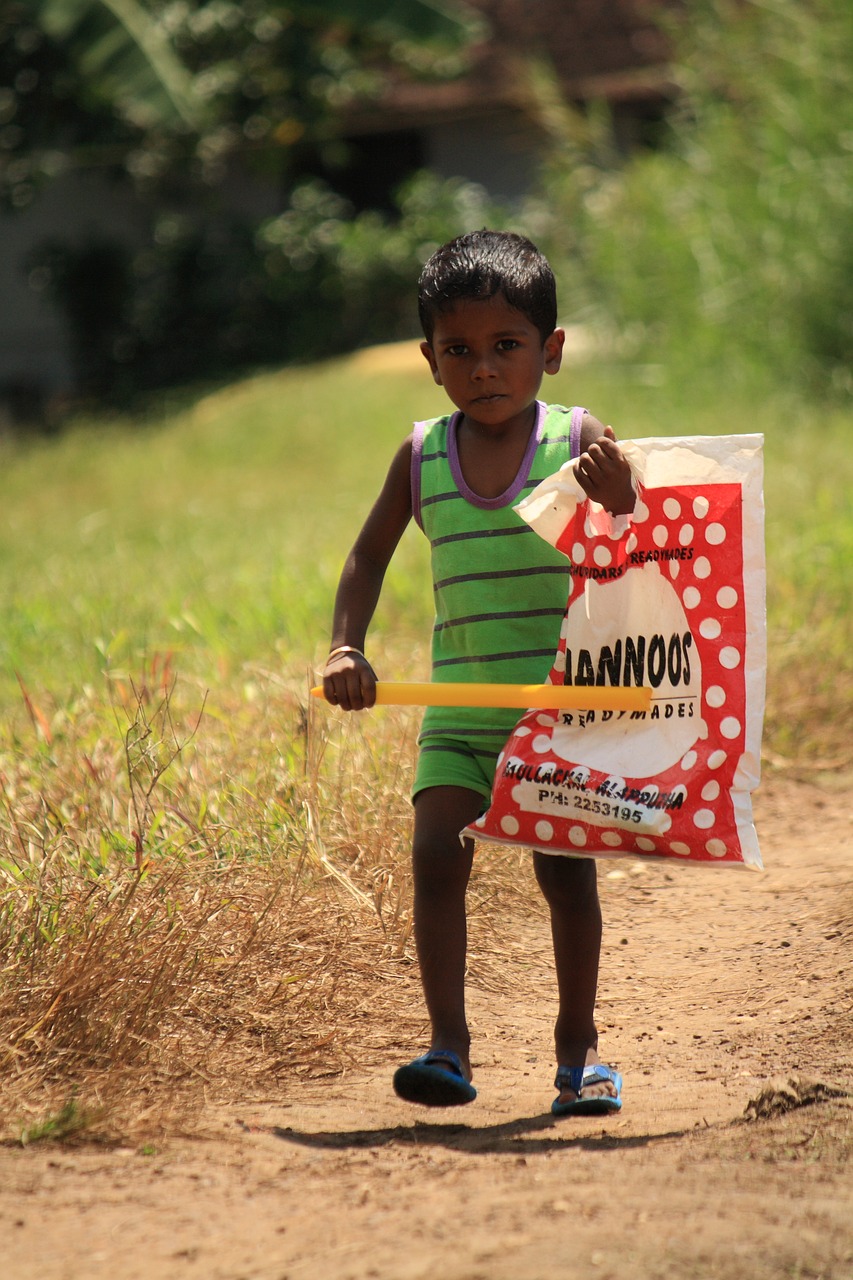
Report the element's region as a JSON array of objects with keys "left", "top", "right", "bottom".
[
  {"left": 6, "top": 0, "right": 481, "bottom": 203},
  {"left": 8, "top": 0, "right": 852, "bottom": 404},
  {"left": 534, "top": 0, "right": 853, "bottom": 397},
  {"left": 4, "top": 0, "right": 492, "bottom": 400}
]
